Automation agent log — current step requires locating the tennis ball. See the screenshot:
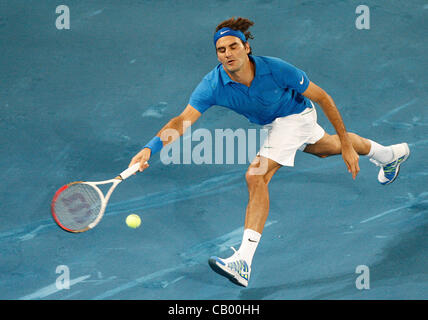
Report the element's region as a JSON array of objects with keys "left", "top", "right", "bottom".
[{"left": 126, "top": 214, "right": 141, "bottom": 229}]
